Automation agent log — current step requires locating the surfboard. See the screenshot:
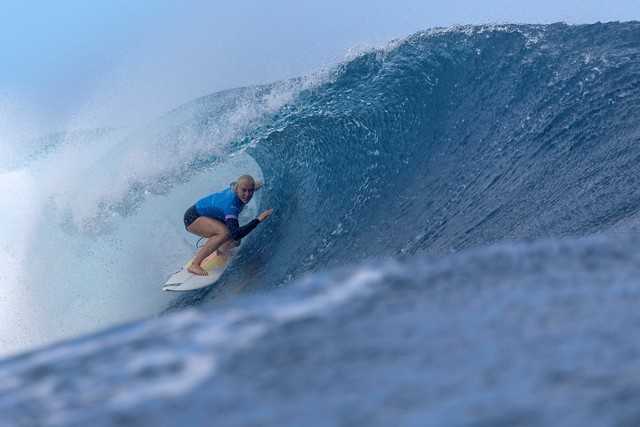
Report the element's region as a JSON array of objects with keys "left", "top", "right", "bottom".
[{"left": 162, "top": 251, "right": 232, "bottom": 292}]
